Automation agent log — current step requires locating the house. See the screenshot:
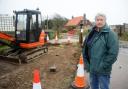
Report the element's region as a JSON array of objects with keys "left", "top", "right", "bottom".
[
  {"left": 65, "top": 14, "right": 92, "bottom": 30},
  {"left": 110, "top": 23, "right": 128, "bottom": 36}
]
